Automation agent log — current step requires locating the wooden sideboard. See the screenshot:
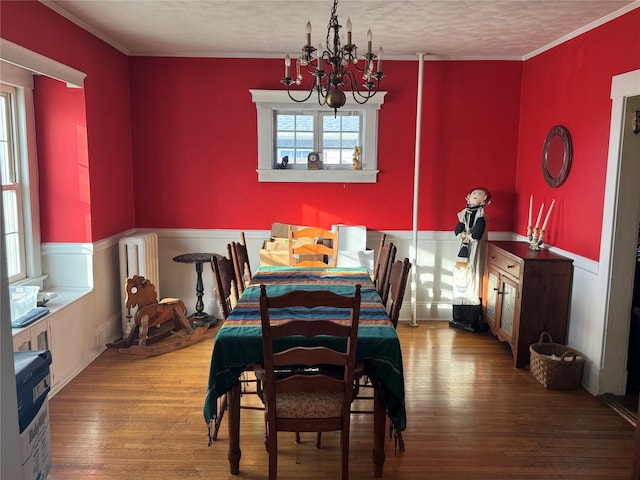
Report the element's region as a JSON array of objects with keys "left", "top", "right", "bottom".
[{"left": 482, "top": 241, "right": 574, "bottom": 368}]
